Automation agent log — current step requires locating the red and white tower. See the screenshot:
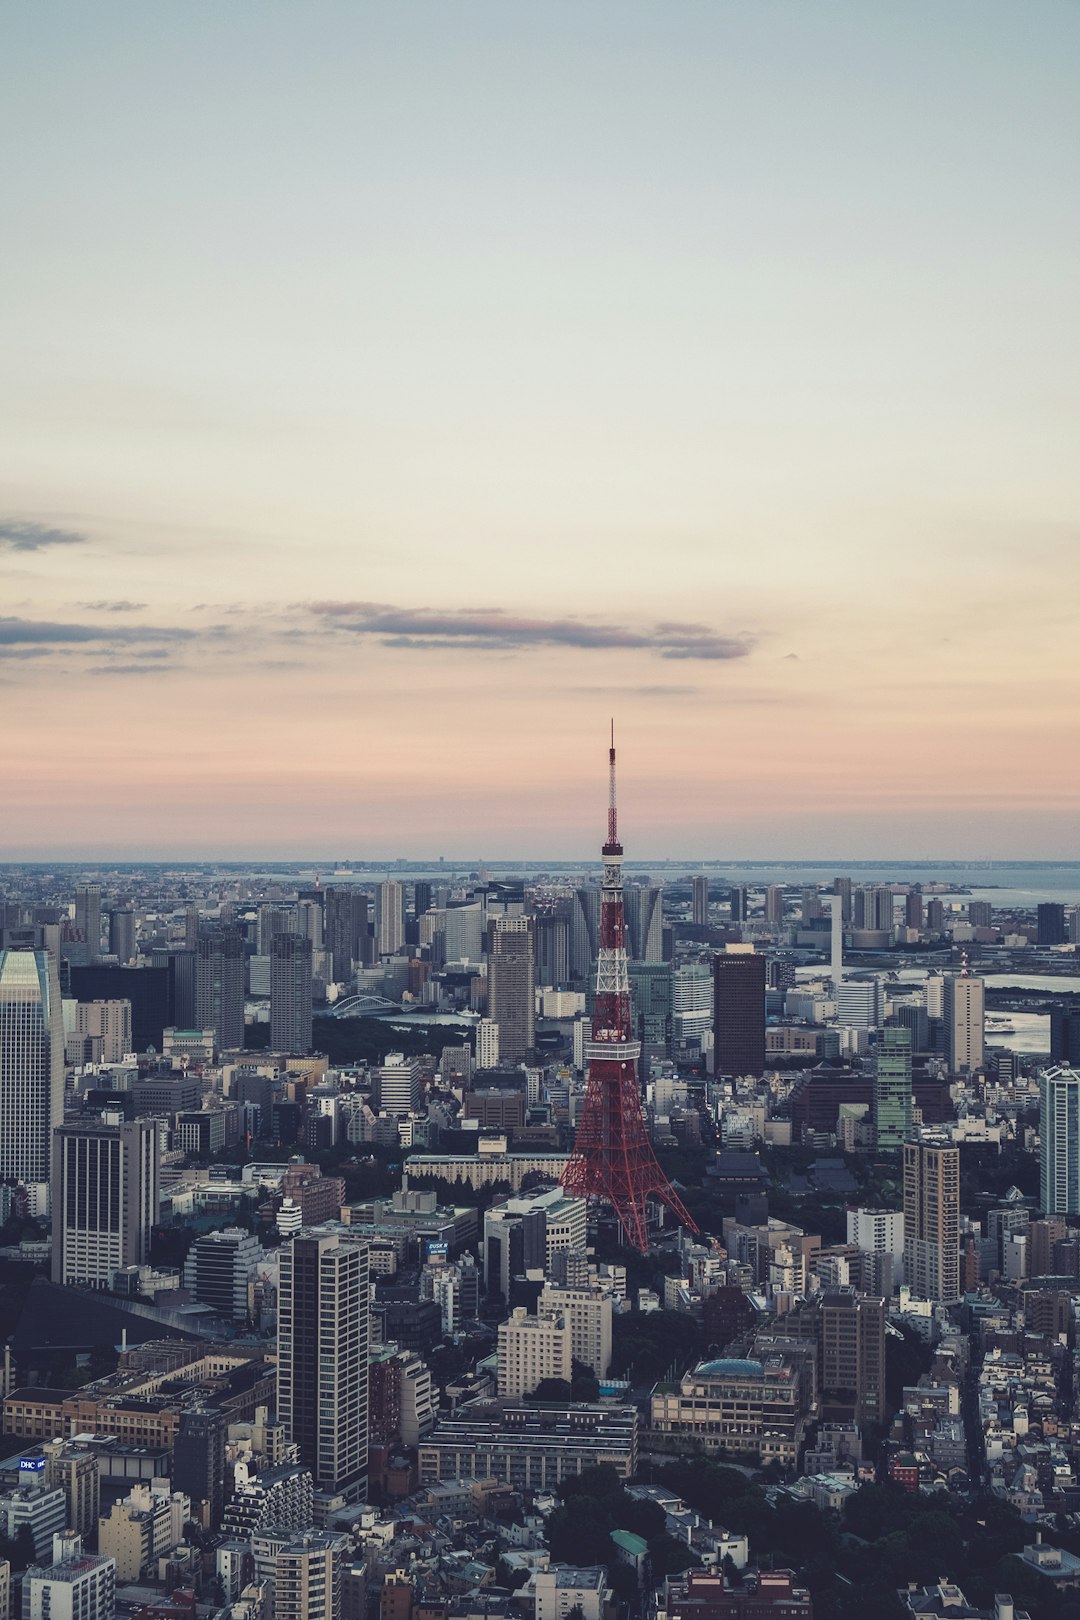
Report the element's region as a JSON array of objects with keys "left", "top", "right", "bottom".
[{"left": 562, "top": 729, "right": 698, "bottom": 1252}]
